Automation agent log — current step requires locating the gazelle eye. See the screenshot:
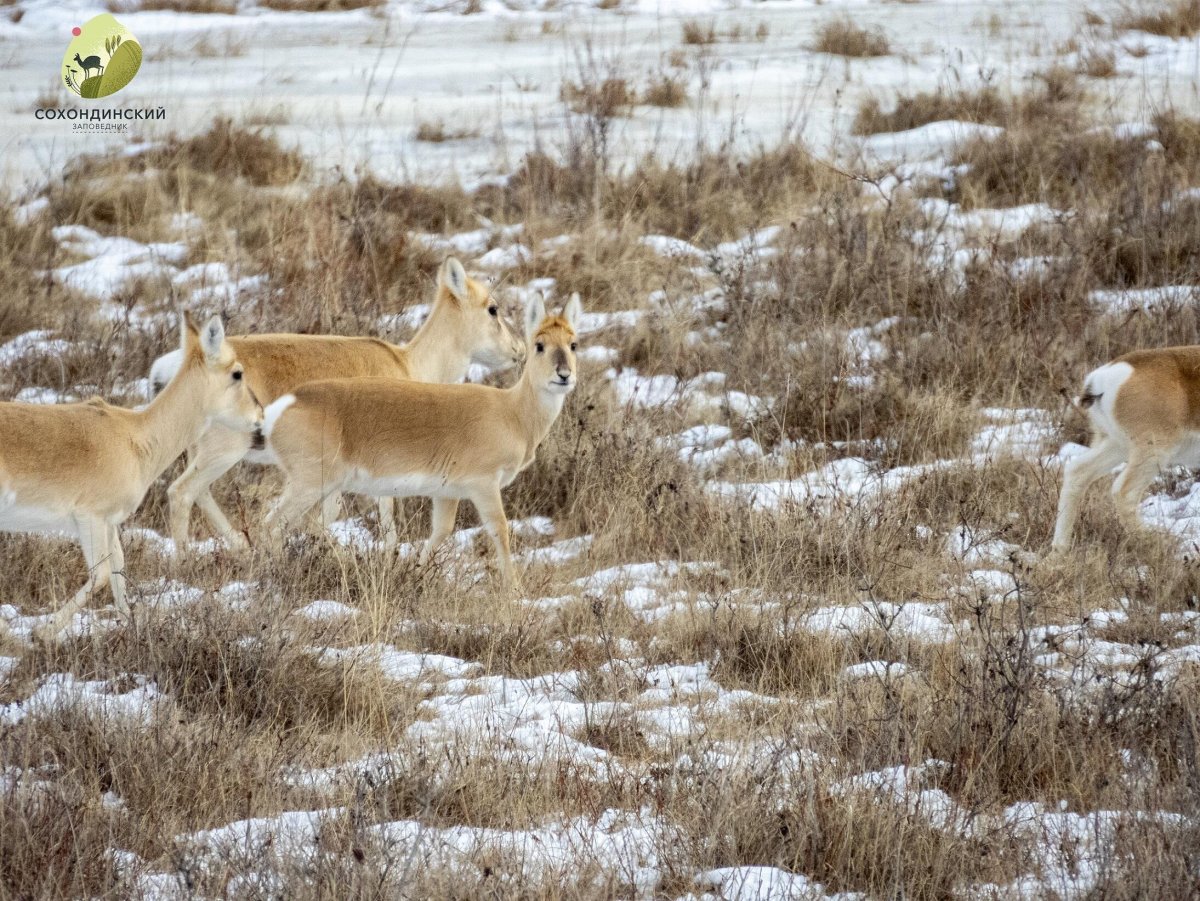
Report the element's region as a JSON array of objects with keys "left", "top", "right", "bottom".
[
  {"left": 535, "top": 342, "right": 545, "bottom": 354},
  {"left": 232, "top": 370, "right": 243, "bottom": 381},
  {"left": 488, "top": 305, "right": 498, "bottom": 317}
]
